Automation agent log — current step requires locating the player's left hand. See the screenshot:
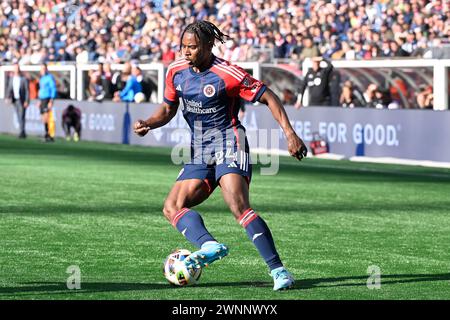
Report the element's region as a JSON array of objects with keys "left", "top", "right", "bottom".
[{"left": 287, "top": 134, "right": 308, "bottom": 161}]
